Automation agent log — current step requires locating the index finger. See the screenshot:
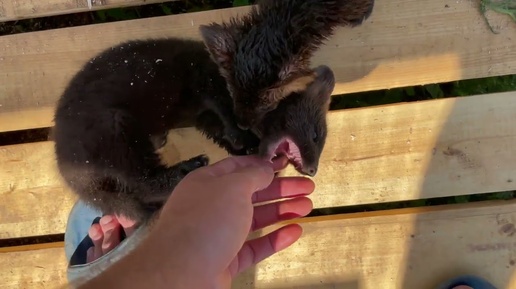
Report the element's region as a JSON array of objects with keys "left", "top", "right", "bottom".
[
  {"left": 196, "top": 155, "right": 289, "bottom": 178},
  {"left": 213, "top": 165, "right": 276, "bottom": 197}
]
